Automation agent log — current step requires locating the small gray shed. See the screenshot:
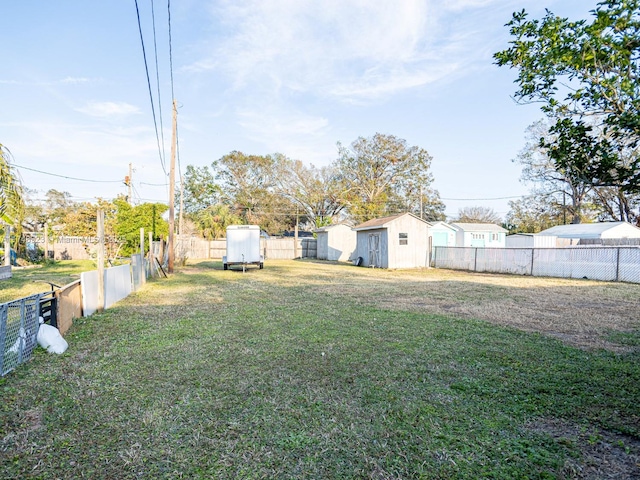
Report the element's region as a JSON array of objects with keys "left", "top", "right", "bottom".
[
  {"left": 314, "top": 223, "right": 356, "bottom": 261},
  {"left": 353, "top": 213, "right": 430, "bottom": 269}
]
